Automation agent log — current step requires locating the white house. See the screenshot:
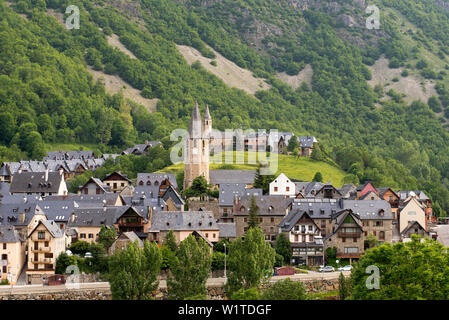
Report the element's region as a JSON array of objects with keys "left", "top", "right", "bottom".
[
  {"left": 269, "top": 173, "right": 296, "bottom": 197},
  {"left": 399, "top": 196, "right": 427, "bottom": 234}
]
